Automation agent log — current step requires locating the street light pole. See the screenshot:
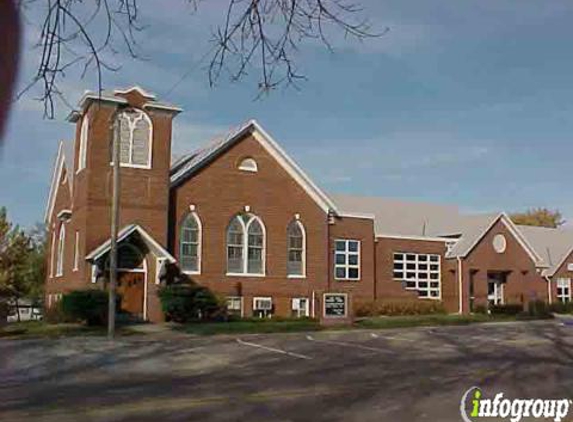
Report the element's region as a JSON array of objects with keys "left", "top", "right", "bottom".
[{"left": 108, "top": 116, "right": 121, "bottom": 340}]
